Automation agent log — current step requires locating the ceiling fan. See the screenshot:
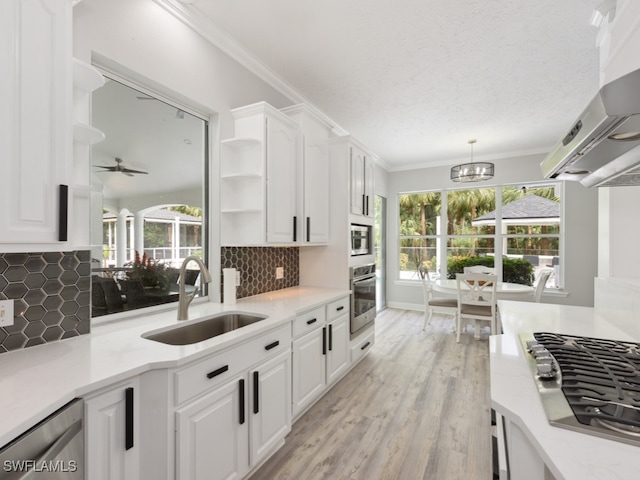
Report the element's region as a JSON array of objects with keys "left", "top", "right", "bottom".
[{"left": 95, "top": 157, "right": 148, "bottom": 177}]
